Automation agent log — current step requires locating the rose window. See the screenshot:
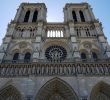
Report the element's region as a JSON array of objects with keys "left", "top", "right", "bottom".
[{"left": 45, "top": 45, "right": 67, "bottom": 62}]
